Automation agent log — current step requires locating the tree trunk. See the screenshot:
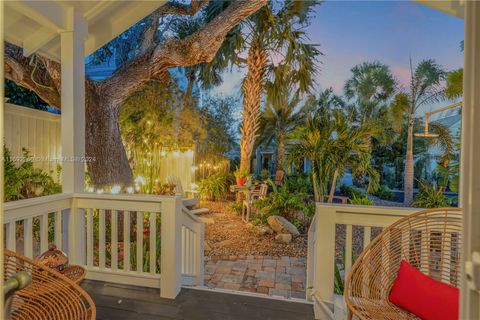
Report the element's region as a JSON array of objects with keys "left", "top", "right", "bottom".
[
  {"left": 240, "top": 38, "right": 267, "bottom": 173},
  {"left": 404, "top": 112, "right": 415, "bottom": 205},
  {"left": 327, "top": 170, "right": 338, "bottom": 203},
  {"left": 85, "top": 85, "right": 133, "bottom": 187},
  {"left": 312, "top": 164, "right": 321, "bottom": 203},
  {"left": 276, "top": 132, "right": 285, "bottom": 172}
]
